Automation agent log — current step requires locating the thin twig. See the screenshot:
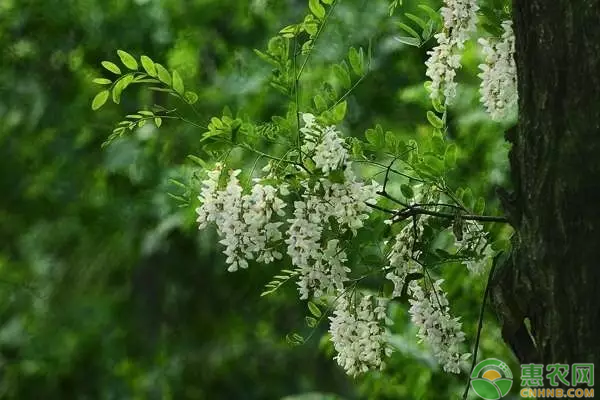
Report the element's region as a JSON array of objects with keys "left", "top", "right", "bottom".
[
  {"left": 394, "top": 207, "right": 508, "bottom": 223},
  {"left": 463, "top": 261, "right": 497, "bottom": 400},
  {"left": 296, "top": 0, "right": 339, "bottom": 80}
]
